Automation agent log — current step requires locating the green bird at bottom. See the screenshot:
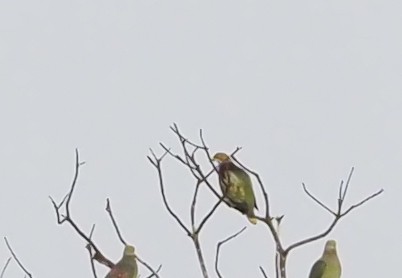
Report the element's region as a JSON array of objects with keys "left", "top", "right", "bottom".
[
  {"left": 309, "top": 240, "right": 342, "bottom": 278},
  {"left": 212, "top": 152, "right": 258, "bottom": 224},
  {"left": 105, "top": 245, "right": 138, "bottom": 278}
]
